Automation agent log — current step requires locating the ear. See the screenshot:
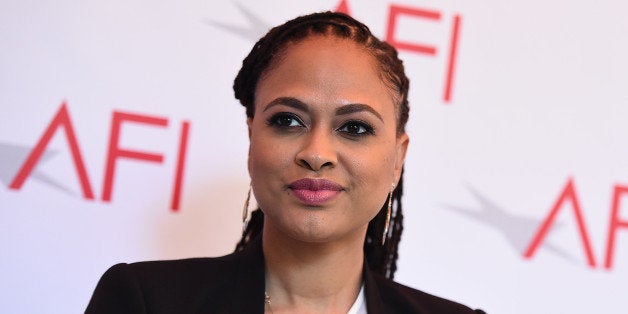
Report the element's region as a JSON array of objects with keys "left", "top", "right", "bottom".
[
  {"left": 246, "top": 117, "right": 253, "bottom": 139},
  {"left": 393, "top": 132, "right": 409, "bottom": 185},
  {"left": 246, "top": 117, "right": 253, "bottom": 174}
]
